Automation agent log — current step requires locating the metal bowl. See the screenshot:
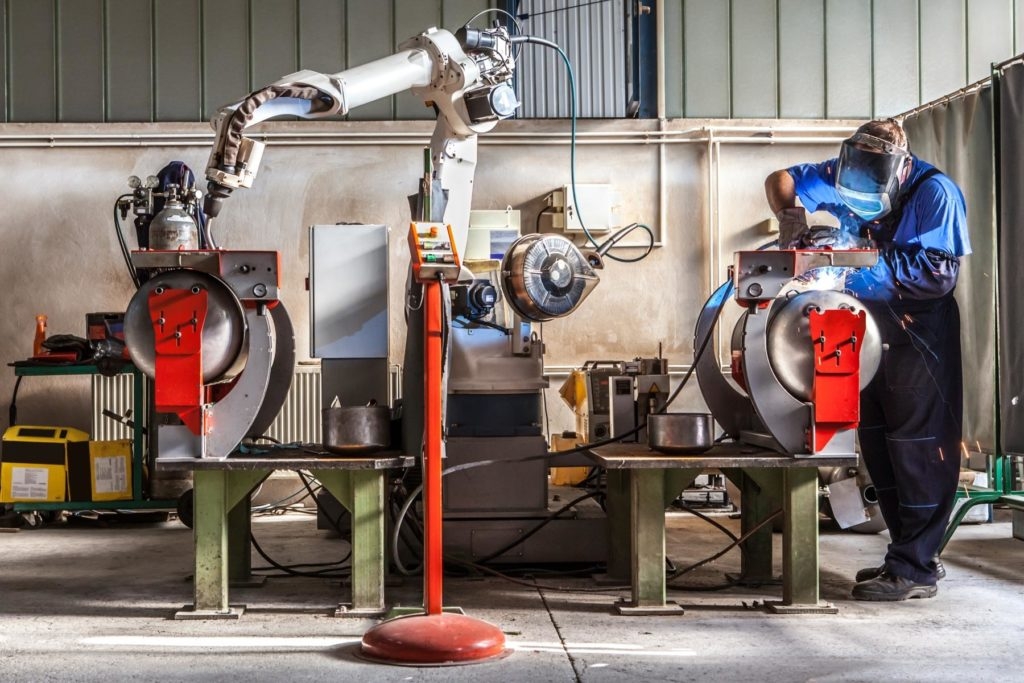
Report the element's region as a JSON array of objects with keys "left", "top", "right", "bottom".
[
  {"left": 322, "top": 405, "right": 391, "bottom": 455},
  {"left": 648, "top": 413, "right": 714, "bottom": 455}
]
